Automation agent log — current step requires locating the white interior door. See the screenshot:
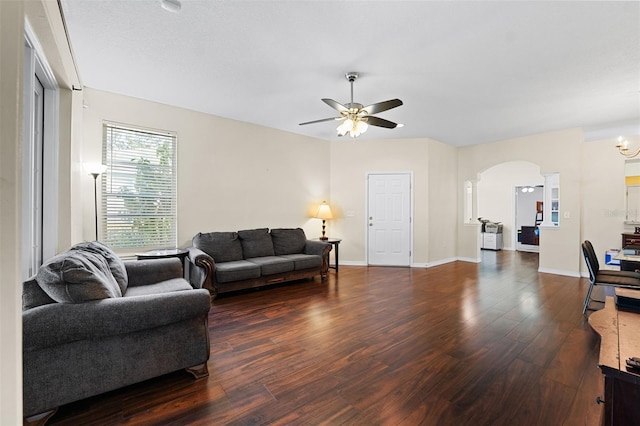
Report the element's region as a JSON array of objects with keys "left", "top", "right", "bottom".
[{"left": 367, "top": 173, "right": 412, "bottom": 266}]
